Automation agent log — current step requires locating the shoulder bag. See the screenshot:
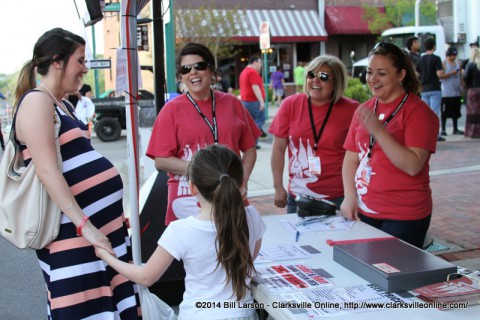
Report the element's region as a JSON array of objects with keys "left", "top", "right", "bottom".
[{"left": 0, "top": 94, "right": 62, "bottom": 249}]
